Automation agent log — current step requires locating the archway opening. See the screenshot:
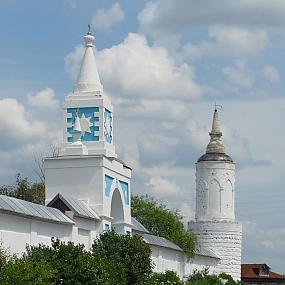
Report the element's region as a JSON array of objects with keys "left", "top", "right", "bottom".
[{"left": 110, "top": 189, "right": 124, "bottom": 234}]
